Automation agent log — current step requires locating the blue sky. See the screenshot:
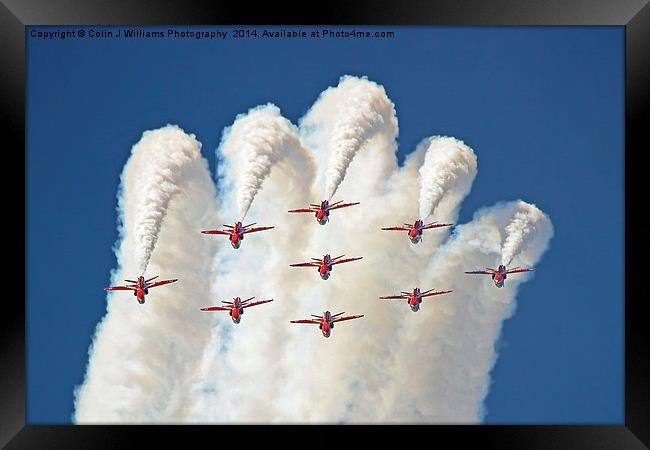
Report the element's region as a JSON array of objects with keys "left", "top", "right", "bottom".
[{"left": 26, "top": 26, "right": 623, "bottom": 423}]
